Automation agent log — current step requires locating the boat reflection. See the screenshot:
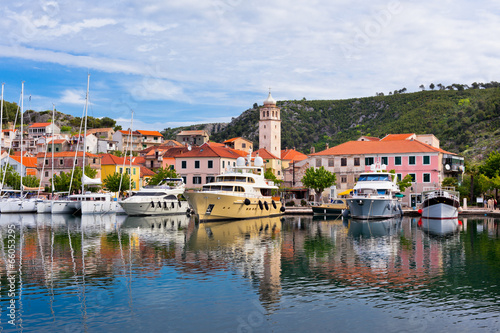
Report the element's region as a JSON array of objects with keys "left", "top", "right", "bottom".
[
  {"left": 348, "top": 216, "right": 402, "bottom": 238},
  {"left": 120, "top": 214, "right": 193, "bottom": 245},
  {"left": 419, "top": 217, "right": 460, "bottom": 236}
]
